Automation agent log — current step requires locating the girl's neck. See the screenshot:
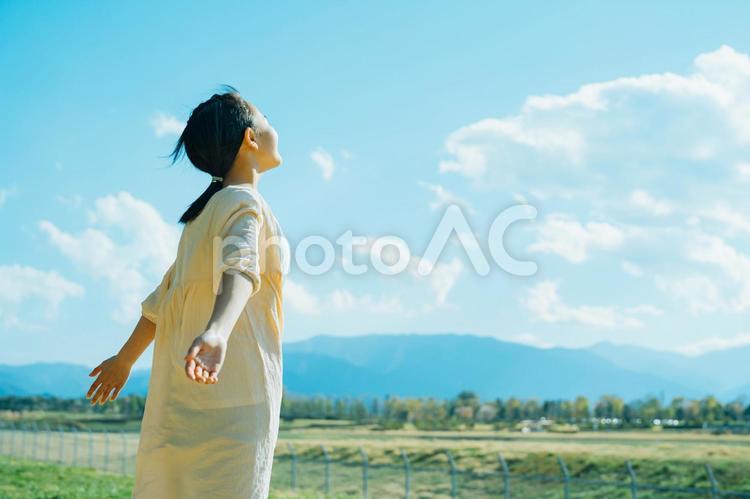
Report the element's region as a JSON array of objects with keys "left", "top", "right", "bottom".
[{"left": 223, "top": 166, "right": 260, "bottom": 190}]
